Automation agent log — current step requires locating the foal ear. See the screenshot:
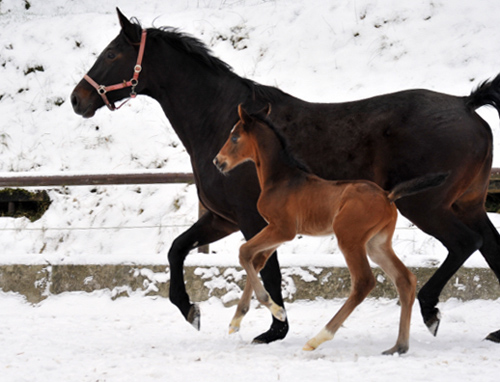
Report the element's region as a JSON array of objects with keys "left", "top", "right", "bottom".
[
  {"left": 117, "top": 8, "right": 141, "bottom": 44},
  {"left": 238, "top": 104, "right": 253, "bottom": 128}
]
